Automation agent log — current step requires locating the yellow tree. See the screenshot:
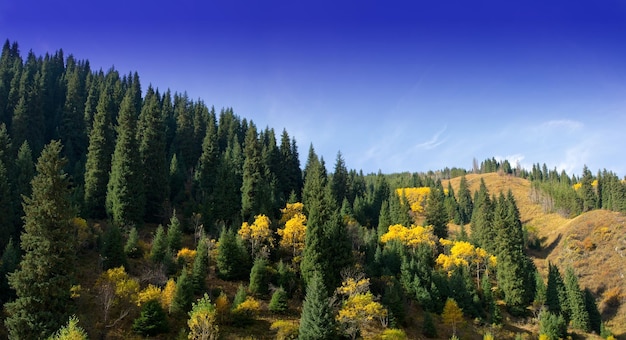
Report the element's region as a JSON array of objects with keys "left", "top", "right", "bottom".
[
  {"left": 137, "top": 284, "right": 162, "bottom": 306},
  {"left": 238, "top": 214, "right": 274, "bottom": 257},
  {"left": 161, "top": 278, "right": 177, "bottom": 311},
  {"left": 188, "top": 293, "right": 218, "bottom": 340},
  {"left": 436, "top": 239, "right": 496, "bottom": 288},
  {"left": 396, "top": 187, "right": 430, "bottom": 215},
  {"left": 277, "top": 211, "right": 307, "bottom": 260},
  {"left": 441, "top": 298, "right": 464, "bottom": 336},
  {"left": 380, "top": 224, "right": 436, "bottom": 249},
  {"left": 95, "top": 266, "right": 140, "bottom": 327},
  {"left": 279, "top": 202, "right": 304, "bottom": 225},
  {"left": 337, "top": 292, "right": 387, "bottom": 339}
]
